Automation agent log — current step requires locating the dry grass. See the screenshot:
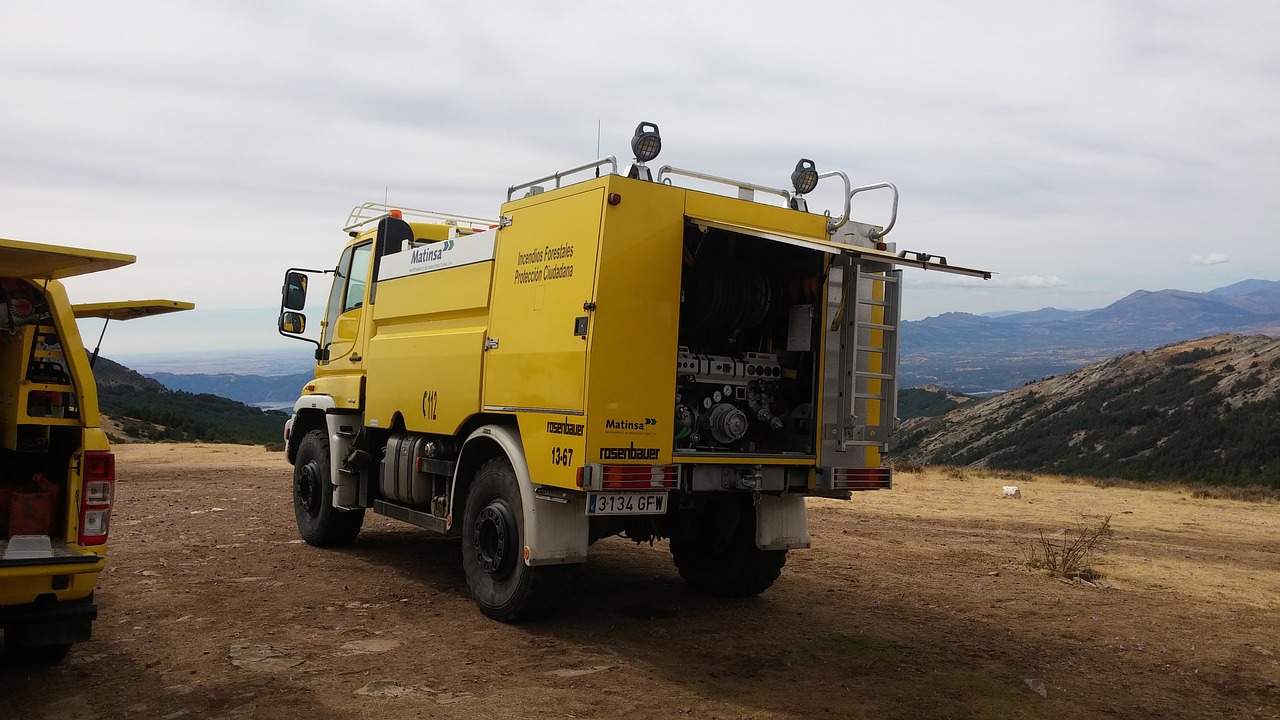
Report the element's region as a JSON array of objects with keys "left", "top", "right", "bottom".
[{"left": 907, "top": 464, "right": 1280, "bottom": 503}]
